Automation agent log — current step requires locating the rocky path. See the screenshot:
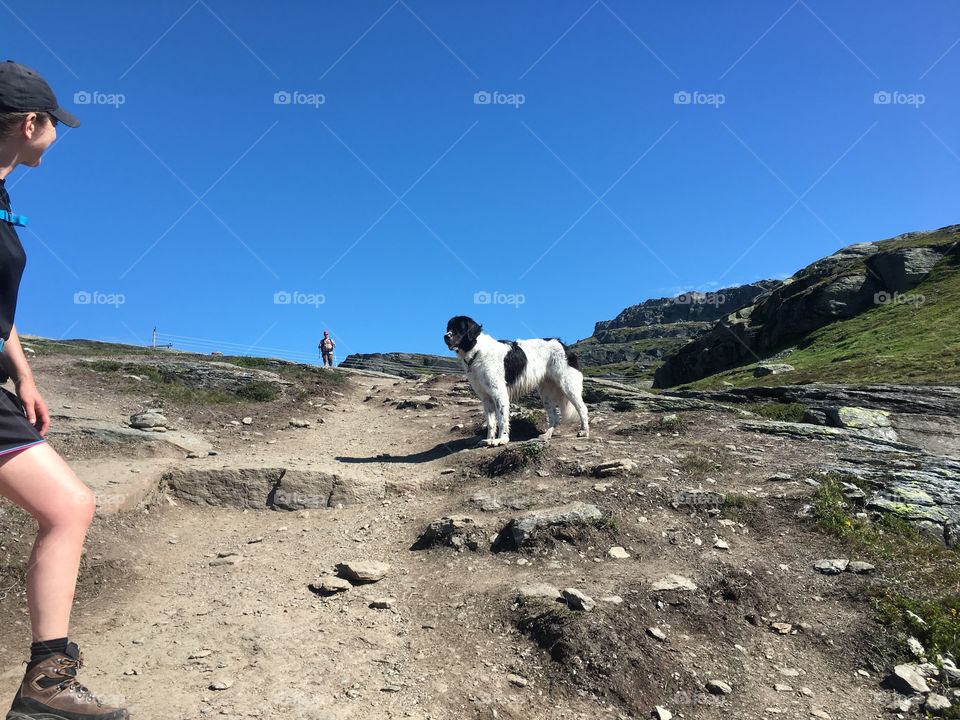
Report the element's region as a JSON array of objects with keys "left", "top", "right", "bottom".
[{"left": 0, "top": 366, "right": 955, "bottom": 719}]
